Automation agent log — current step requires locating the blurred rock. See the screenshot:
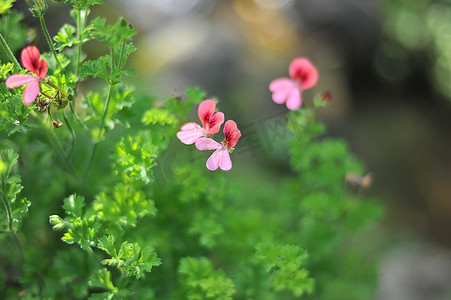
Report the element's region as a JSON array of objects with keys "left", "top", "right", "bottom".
[{"left": 377, "top": 242, "right": 451, "bottom": 300}]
